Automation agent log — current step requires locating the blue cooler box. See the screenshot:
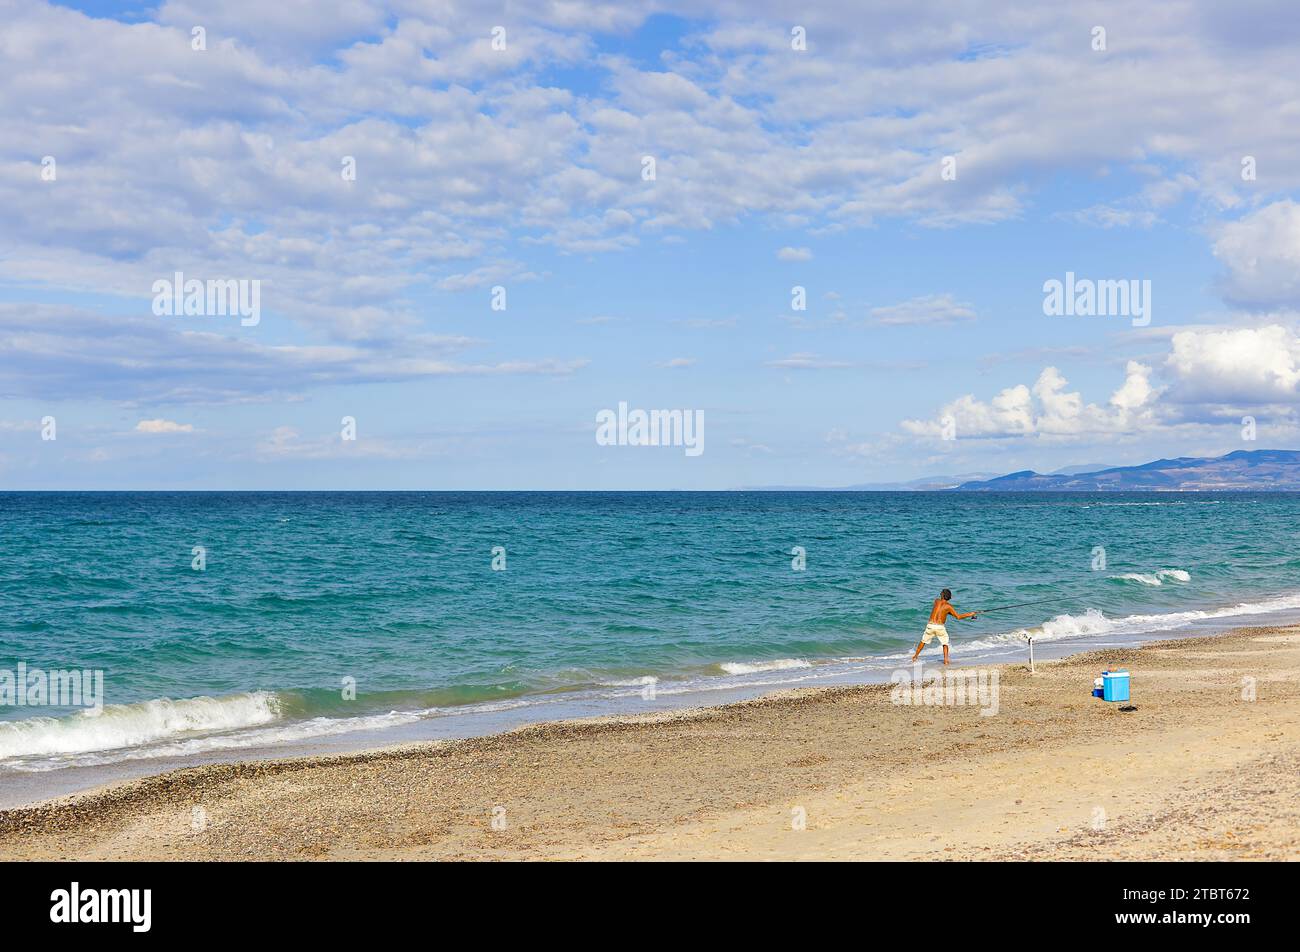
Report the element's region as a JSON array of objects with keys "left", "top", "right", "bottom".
[{"left": 1102, "top": 670, "right": 1130, "bottom": 702}]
